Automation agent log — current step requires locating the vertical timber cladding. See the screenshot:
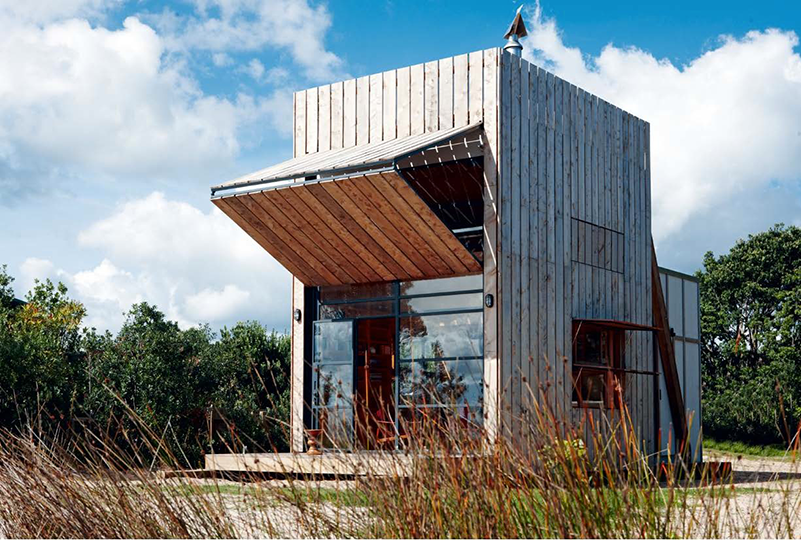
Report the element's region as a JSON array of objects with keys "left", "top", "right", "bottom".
[
  {"left": 497, "top": 52, "right": 654, "bottom": 454},
  {"left": 290, "top": 49, "right": 502, "bottom": 444}
]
